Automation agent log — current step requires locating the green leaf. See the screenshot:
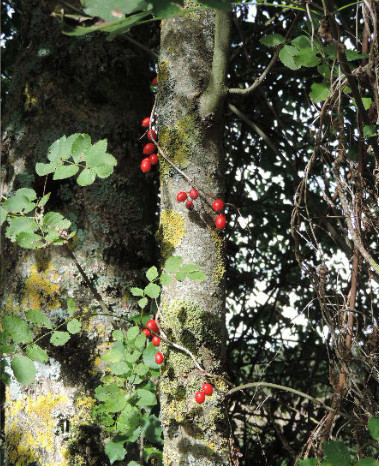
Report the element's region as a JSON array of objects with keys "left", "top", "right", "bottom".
[
  {"left": 355, "top": 458, "right": 379, "bottom": 466},
  {"left": 164, "top": 256, "right": 183, "bottom": 273},
  {"left": 67, "top": 297, "right": 76, "bottom": 315},
  {"left": 345, "top": 49, "right": 368, "bottom": 61},
  {"left": 77, "top": 168, "right": 96, "bottom": 186},
  {"left": 130, "top": 287, "right": 144, "bottom": 297},
  {"left": 94, "top": 383, "right": 120, "bottom": 401},
  {"left": 84, "top": 139, "right": 107, "bottom": 167},
  {"left": 112, "top": 329, "right": 124, "bottom": 341},
  {"left": 1, "top": 207, "right": 8, "bottom": 226},
  {"left": 101, "top": 341, "right": 125, "bottom": 362},
  {"left": 143, "top": 446, "right": 163, "bottom": 465},
  {"left": 71, "top": 133, "right": 91, "bottom": 163},
  {"left": 180, "top": 264, "right": 200, "bottom": 273},
  {"left": 38, "top": 193, "right": 51, "bottom": 207},
  {"left": 323, "top": 440, "right": 350, "bottom": 466},
  {"left": 293, "top": 48, "right": 320, "bottom": 67},
  {"left": 125, "top": 349, "right": 141, "bottom": 364},
  {"left": 361, "top": 98, "right": 372, "bottom": 110},
  {"left": 291, "top": 35, "right": 312, "bottom": 49},
  {"left": 260, "top": 33, "right": 285, "bottom": 47},
  {"left": 146, "top": 266, "right": 159, "bottom": 282},
  {"left": 25, "top": 309, "right": 53, "bottom": 329},
  {"left": 26, "top": 344, "right": 49, "bottom": 363},
  {"left": 135, "top": 333, "right": 147, "bottom": 349},
  {"left": 135, "top": 363, "right": 149, "bottom": 376},
  {"left": 47, "top": 135, "right": 68, "bottom": 162},
  {"left": 36, "top": 162, "right": 55, "bottom": 176},
  {"left": 144, "top": 283, "right": 161, "bottom": 299},
  {"left": 138, "top": 297, "right": 148, "bottom": 309},
  {"left": 16, "top": 232, "right": 45, "bottom": 249},
  {"left": 160, "top": 273, "right": 172, "bottom": 285},
  {"left": 135, "top": 388, "right": 157, "bottom": 407},
  {"left": 52, "top": 164, "right": 79, "bottom": 180},
  {"left": 279, "top": 45, "right": 302, "bottom": 70},
  {"left": 0, "top": 331, "right": 15, "bottom": 354},
  {"left": 104, "top": 436, "right": 127, "bottom": 465},
  {"left": 94, "top": 164, "right": 115, "bottom": 178},
  {"left": 175, "top": 271, "right": 187, "bottom": 282},
  {"left": 368, "top": 416, "right": 379, "bottom": 440},
  {"left": 5, "top": 217, "right": 39, "bottom": 241},
  {"left": 67, "top": 318, "right": 81, "bottom": 334},
  {"left": 317, "top": 63, "right": 331, "bottom": 79},
  {"left": 188, "top": 270, "right": 206, "bottom": 282},
  {"left": 310, "top": 82, "right": 330, "bottom": 103},
  {"left": 83, "top": 0, "right": 150, "bottom": 21},
  {"left": 2, "top": 316, "right": 34, "bottom": 344},
  {"left": 299, "top": 459, "right": 318, "bottom": 466},
  {"left": 50, "top": 331, "right": 71, "bottom": 346},
  {"left": 142, "top": 414, "right": 163, "bottom": 445},
  {"left": 2, "top": 188, "right": 36, "bottom": 213},
  {"left": 109, "top": 361, "right": 130, "bottom": 376},
  {"left": 126, "top": 326, "right": 140, "bottom": 341},
  {"left": 117, "top": 403, "right": 141, "bottom": 434},
  {"left": 142, "top": 343, "right": 160, "bottom": 369},
  {"left": 11, "top": 355, "right": 36, "bottom": 385},
  {"left": 104, "top": 391, "right": 128, "bottom": 413},
  {"left": 363, "top": 125, "right": 376, "bottom": 138}
]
